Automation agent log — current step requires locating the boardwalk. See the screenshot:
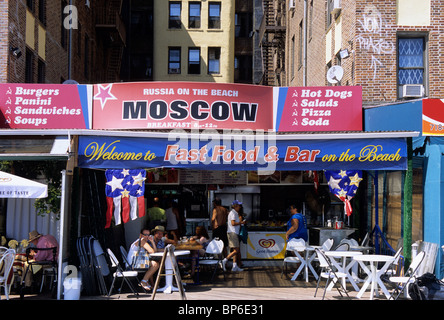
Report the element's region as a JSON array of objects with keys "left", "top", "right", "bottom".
[{"left": 7, "top": 261, "right": 393, "bottom": 301}]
